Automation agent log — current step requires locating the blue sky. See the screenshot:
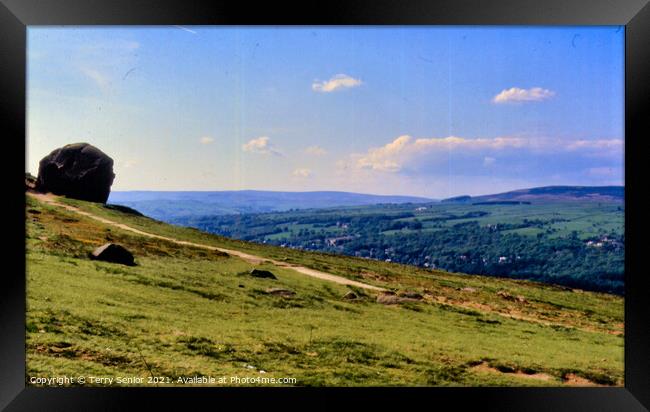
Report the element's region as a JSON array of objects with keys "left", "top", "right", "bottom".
[{"left": 27, "top": 26, "right": 624, "bottom": 197}]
